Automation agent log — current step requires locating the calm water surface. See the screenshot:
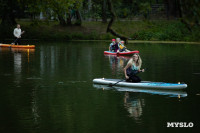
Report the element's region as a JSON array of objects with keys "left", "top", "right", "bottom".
[{"left": 0, "top": 41, "right": 200, "bottom": 133}]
